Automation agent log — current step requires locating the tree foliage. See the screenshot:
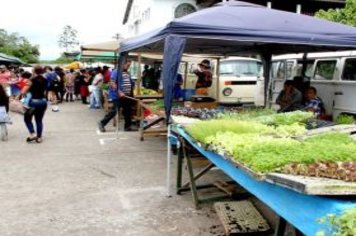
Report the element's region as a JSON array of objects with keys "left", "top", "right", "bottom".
[
  {"left": 58, "top": 25, "right": 79, "bottom": 53},
  {"left": 315, "top": 0, "right": 356, "bottom": 26},
  {"left": 0, "top": 29, "right": 40, "bottom": 63}
]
